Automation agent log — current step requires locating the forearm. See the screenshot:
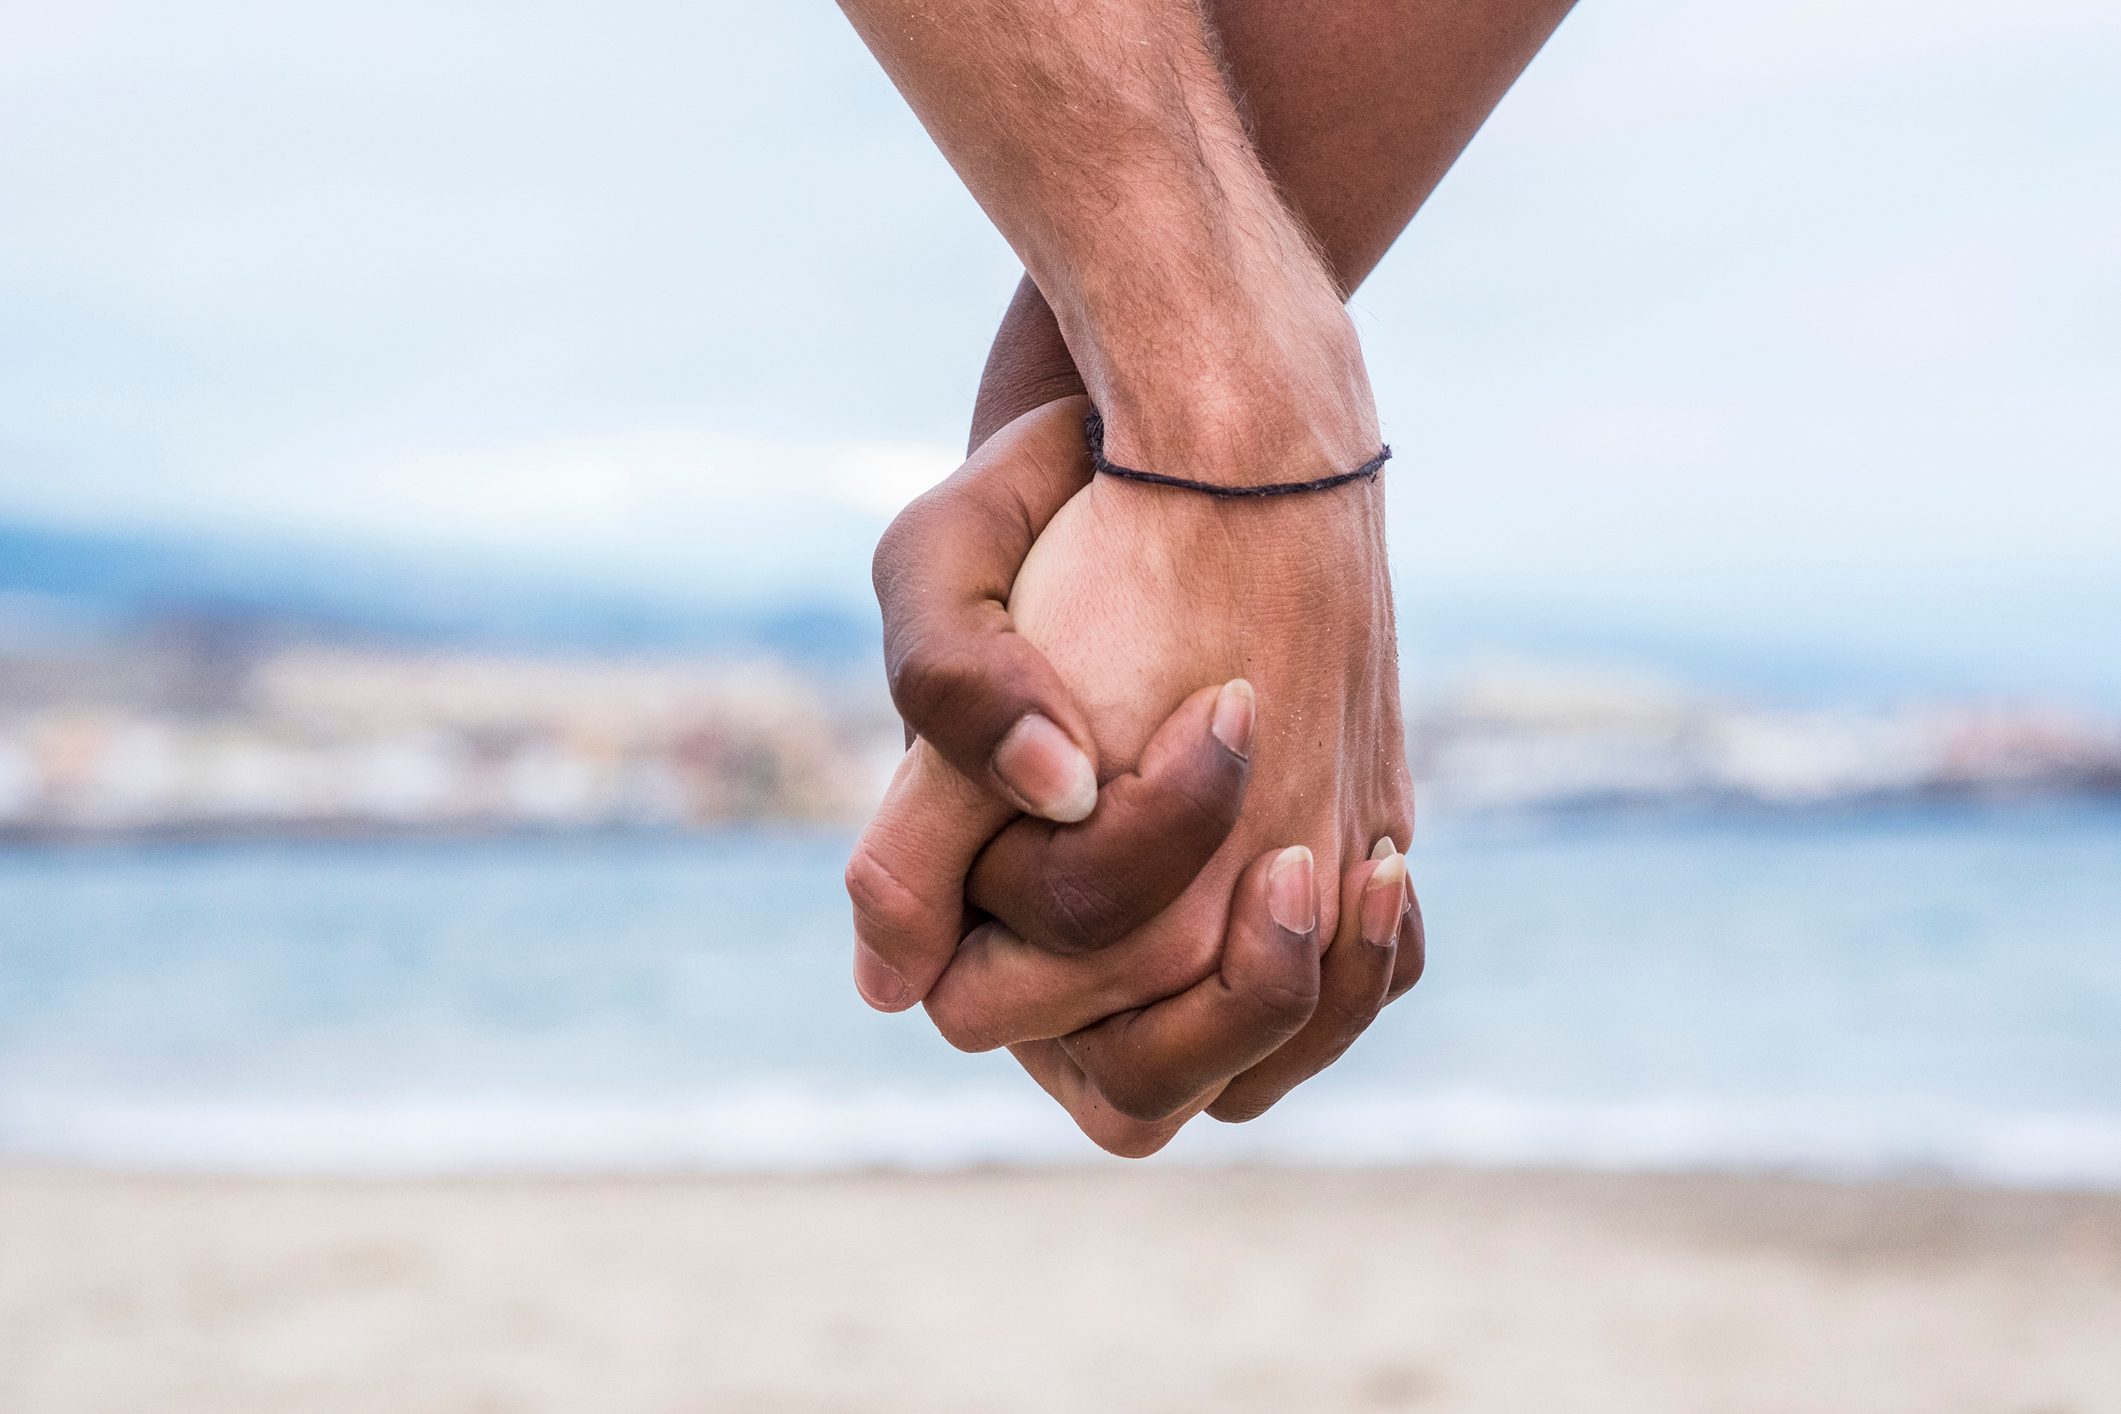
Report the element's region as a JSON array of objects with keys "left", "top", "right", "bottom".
[
  {"left": 838, "top": 0, "right": 1372, "bottom": 484},
  {"left": 970, "top": 0, "right": 1579, "bottom": 448}
]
